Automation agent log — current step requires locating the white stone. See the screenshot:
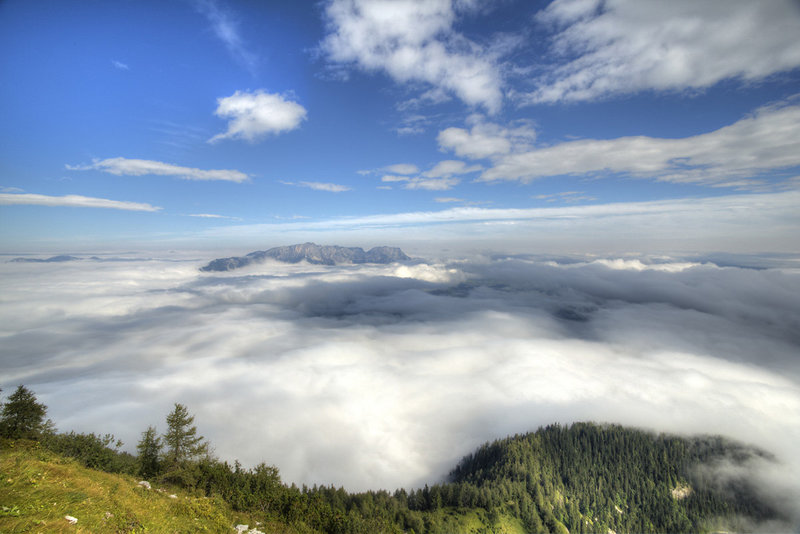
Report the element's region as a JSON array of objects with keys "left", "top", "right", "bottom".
[{"left": 64, "top": 515, "right": 78, "bottom": 524}]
